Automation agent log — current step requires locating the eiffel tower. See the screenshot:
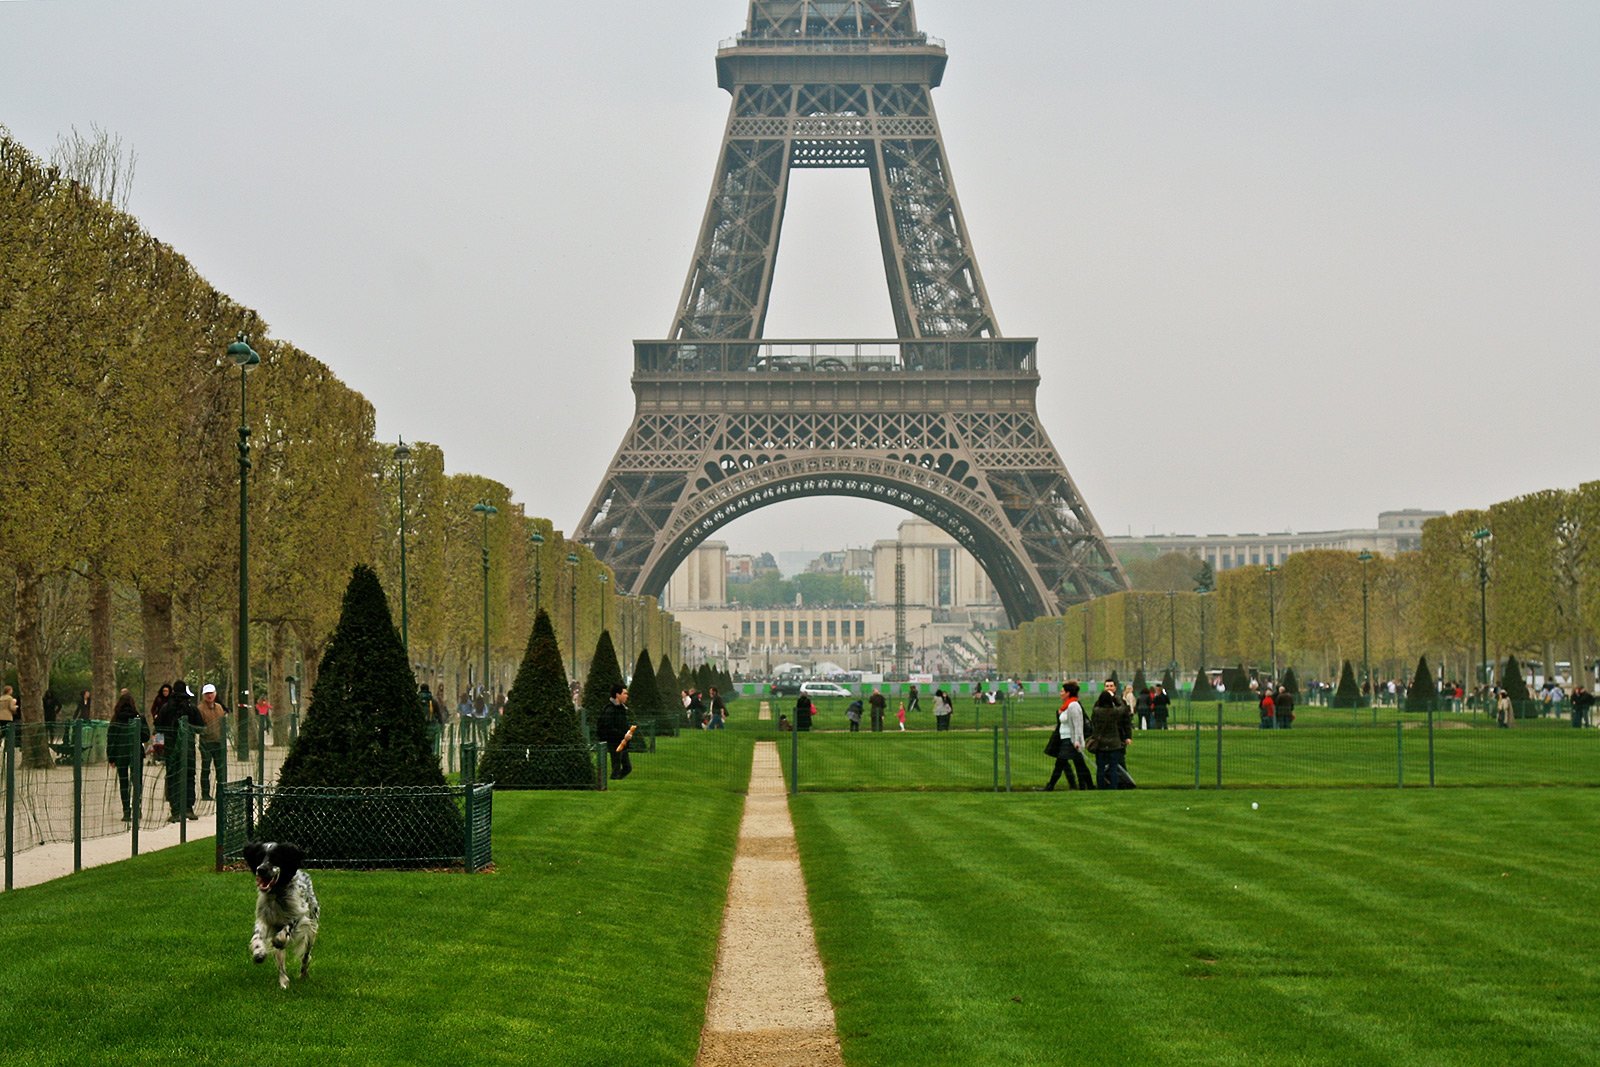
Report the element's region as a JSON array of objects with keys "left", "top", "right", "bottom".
[{"left": 576, "top": 0, "right": 1128, "bottom": 622}]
